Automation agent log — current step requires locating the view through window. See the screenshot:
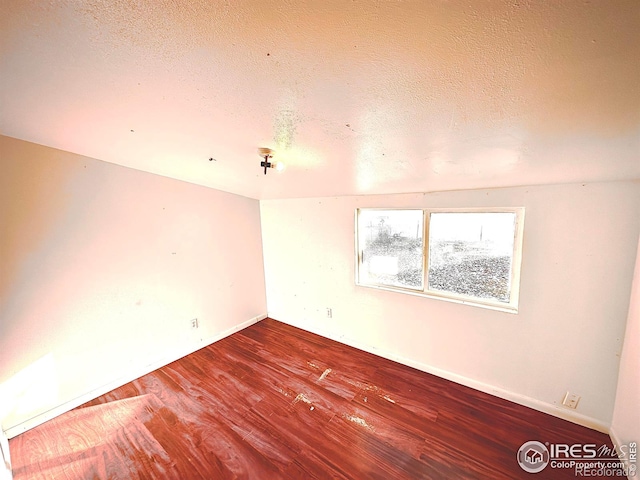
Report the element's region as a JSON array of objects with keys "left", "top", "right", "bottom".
[
  {"left": 357, "top": 209, "right": 424, "bottom": 290},
  {"left": 356, "top": 208, "right": 524, "bottom": 312},
  {"left": 427, "top": 212, "right": 516, "bottom": 303}
]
